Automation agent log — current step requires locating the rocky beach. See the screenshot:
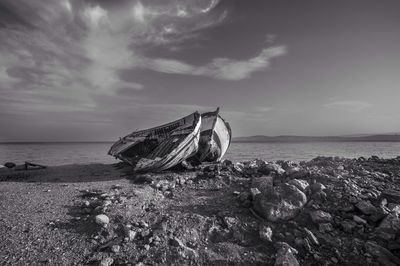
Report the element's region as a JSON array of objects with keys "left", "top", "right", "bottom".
[{"left": 1, "top": 156, "right": 400, "bottom": 265}]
